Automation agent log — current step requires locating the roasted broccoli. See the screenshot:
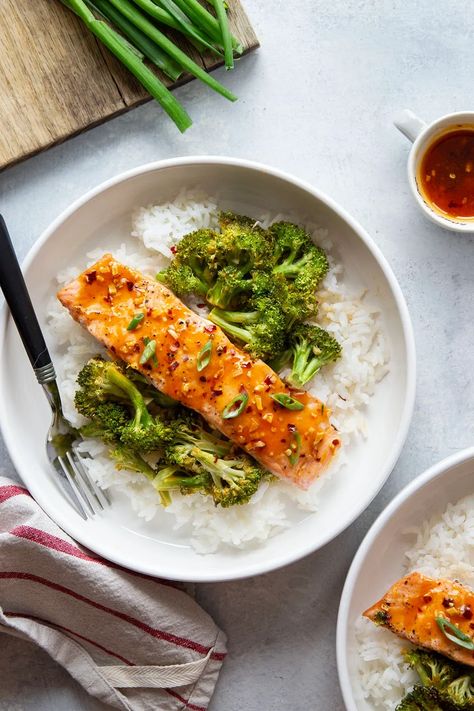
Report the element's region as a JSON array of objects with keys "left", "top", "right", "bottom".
[
  {"left": 404, "top": 649, "right": 459, "bottom": 691},
  {"left": 270, "top": 221, "right": 329, "bottom": 289},
  {"left": 156, "top": 228, "right": 218, "bottom": 297},
  {"left": 444, "top": 675, "right": 474, "bottom": 709},
  {"left": 209, "top": 295, "right": 286, "bottom": 361},
  {"left": 189, "top": 449, "right": 267, "bottom": 507},
  {"left": 75, "top": 357, "right": 167, "bottom": 453},
  {"left": 166, "top": 412, "right": 231, "bottom": 457},
  {"left": 396, "top": 686, "right": 445, "bottom": 711},
  {"left": 284, "top": 323, "right": 341, "bottom": 387}
]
